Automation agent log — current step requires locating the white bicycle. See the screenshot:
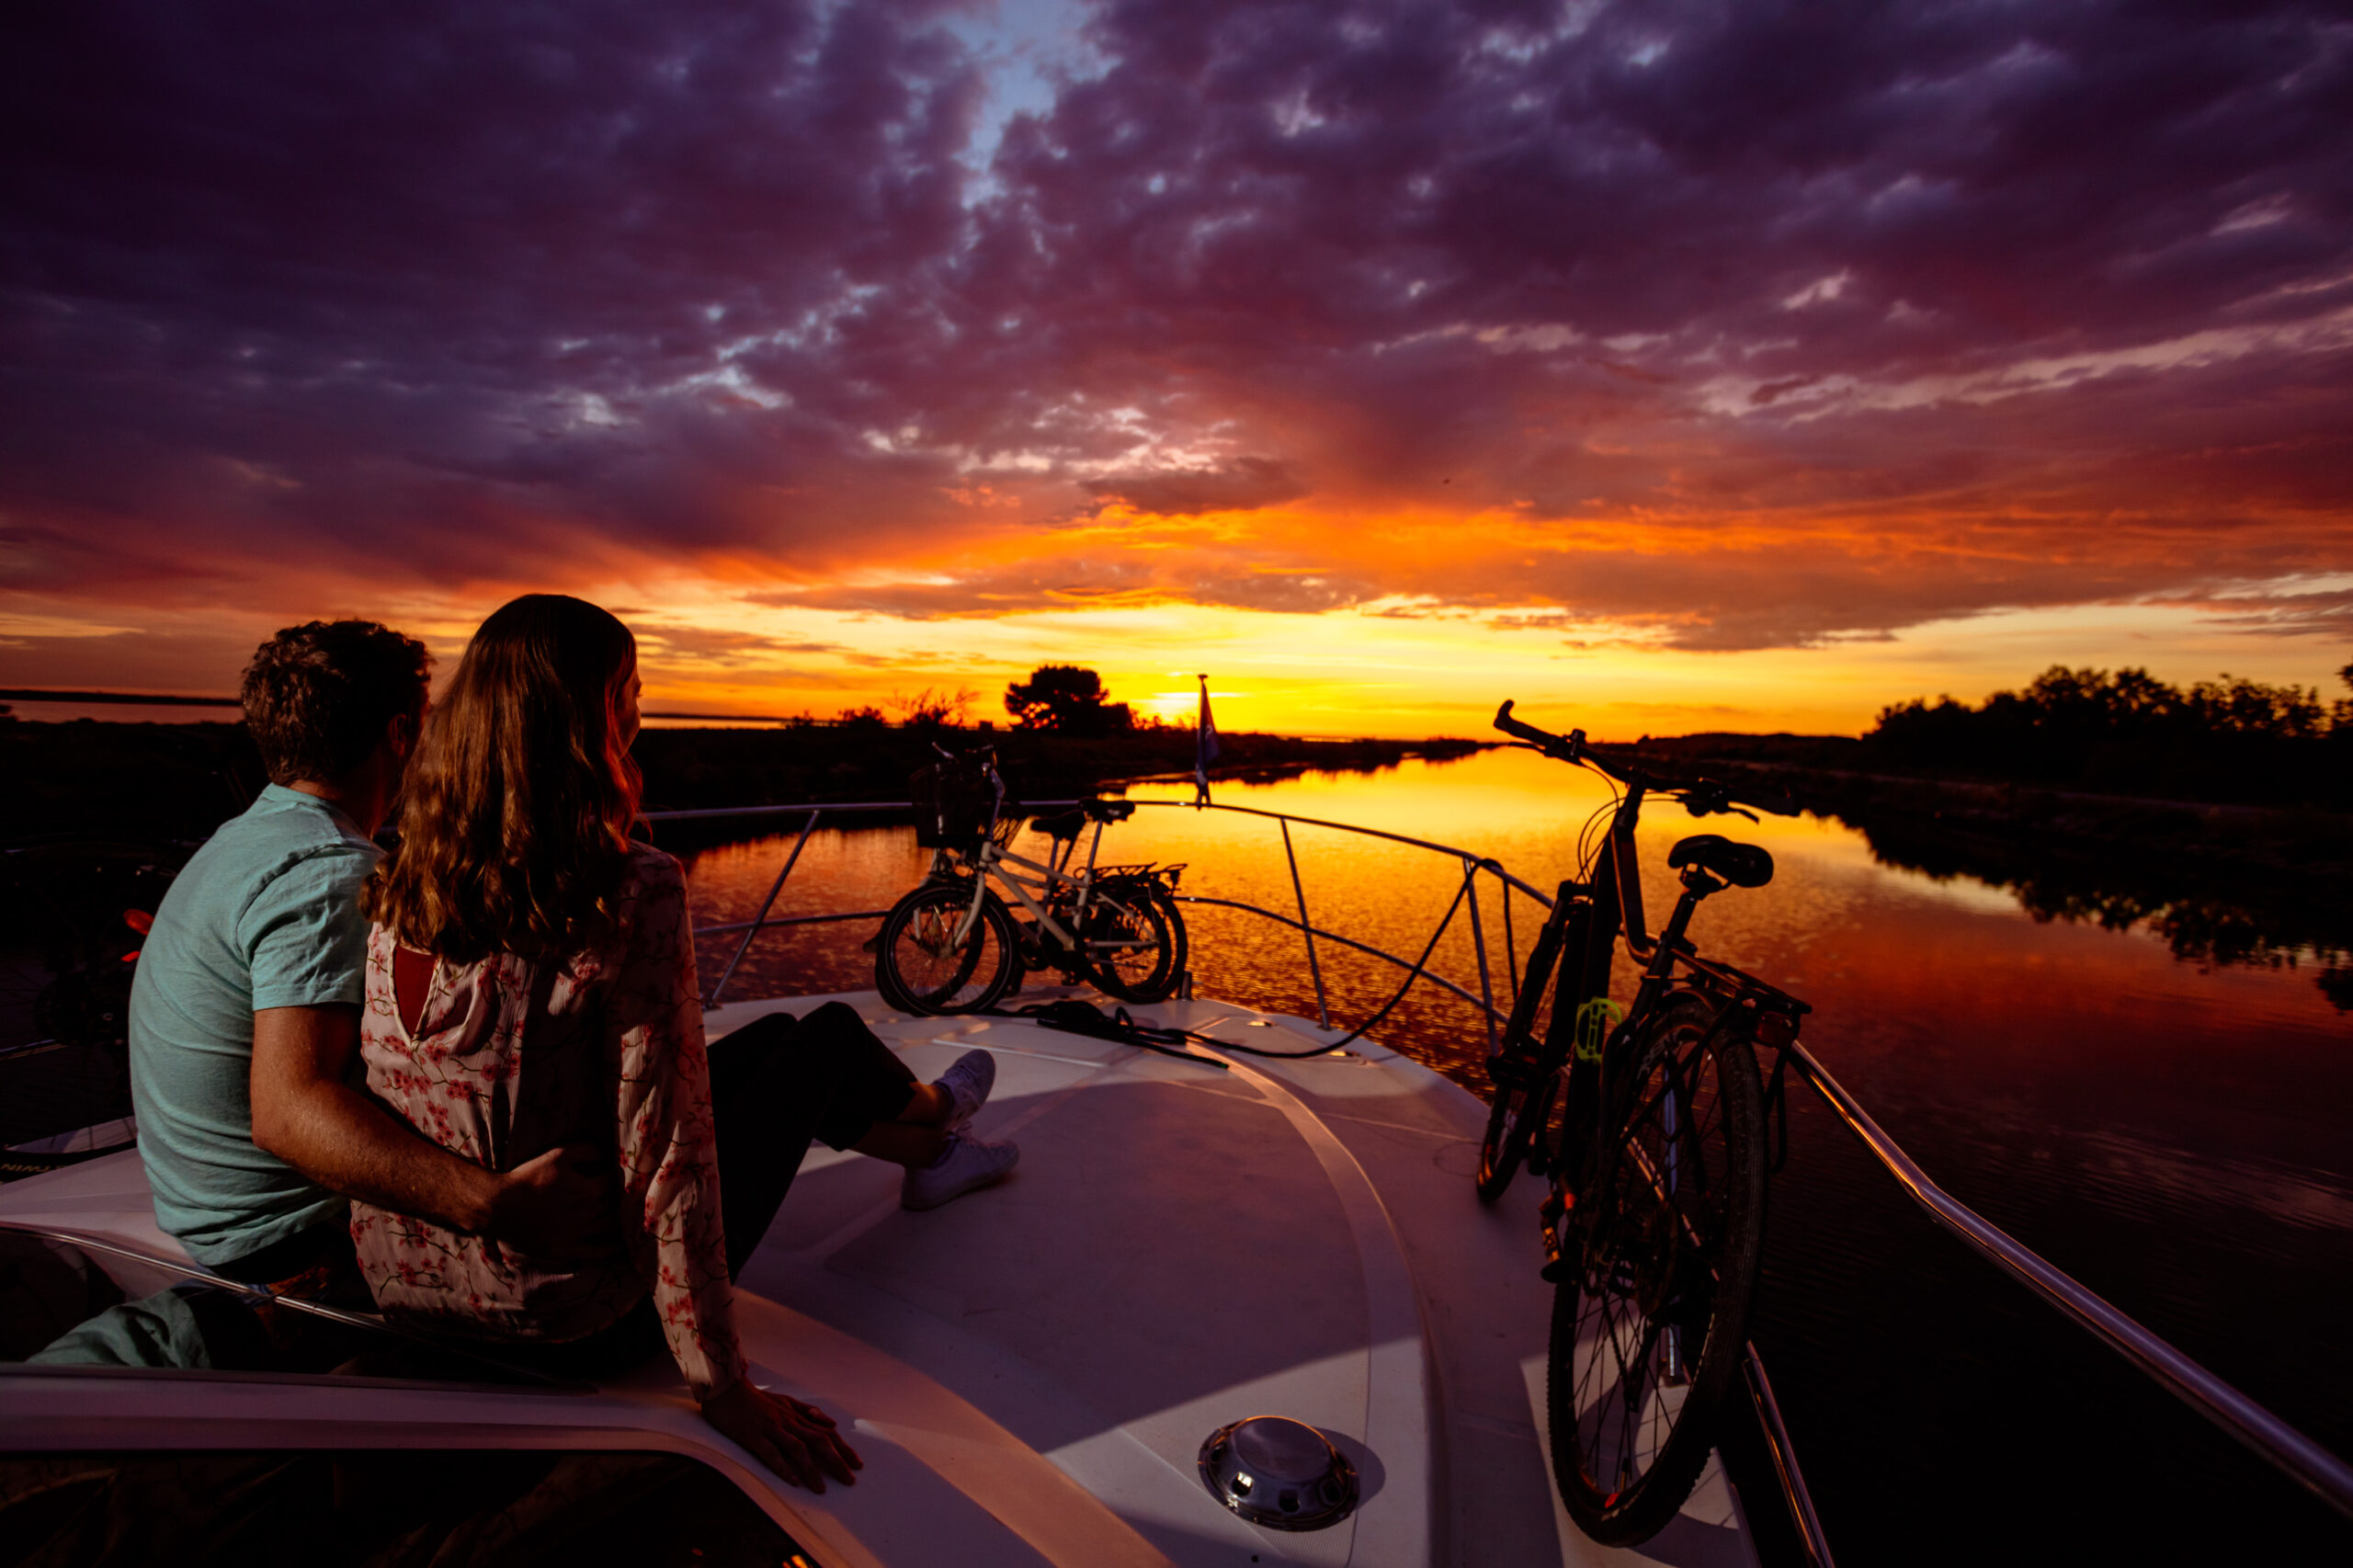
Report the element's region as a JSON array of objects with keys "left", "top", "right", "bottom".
[{"left": 872, "top": 748, "right": 1188, "bottom": 1016}]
